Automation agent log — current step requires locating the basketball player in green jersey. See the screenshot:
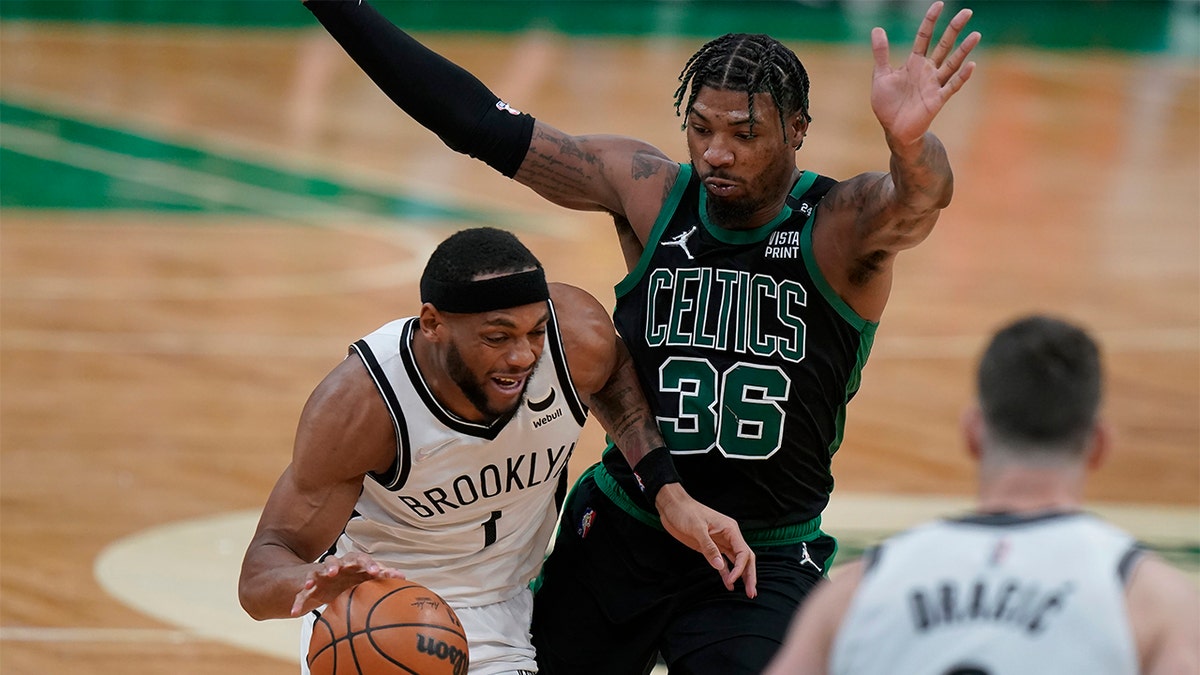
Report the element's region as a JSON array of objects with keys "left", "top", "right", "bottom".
[{"left": 303, "top": 1, "right": 980, "bottom": 672}]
